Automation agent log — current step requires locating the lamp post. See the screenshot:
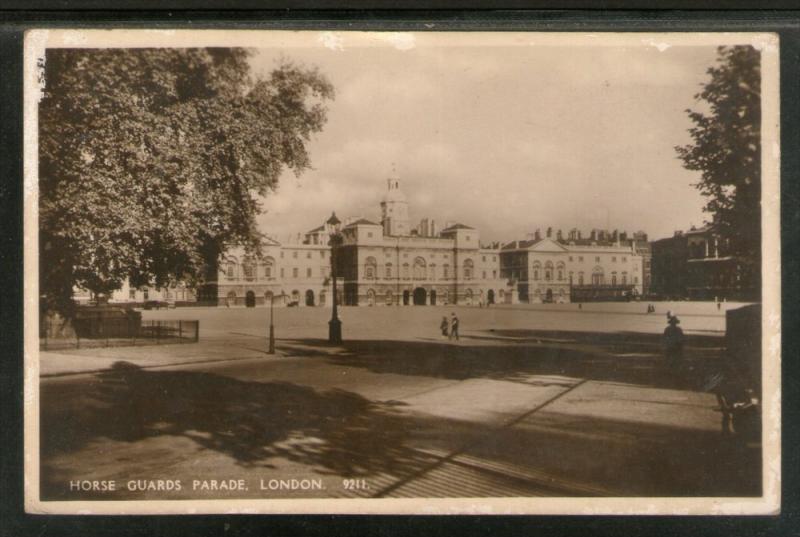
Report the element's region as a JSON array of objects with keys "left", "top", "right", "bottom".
[
  {"left": 267, "top": 291, "right": 285, "bottom": 354},
  {"left": 327, "top": 212, "right": 343, "bottom": 344}
]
